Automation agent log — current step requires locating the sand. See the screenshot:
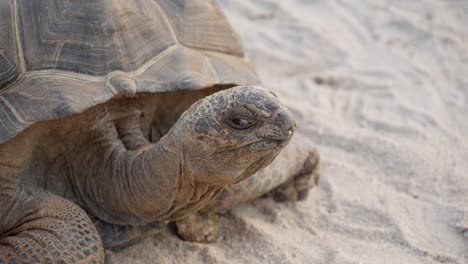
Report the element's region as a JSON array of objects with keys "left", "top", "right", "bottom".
[{"left": 107, "top": 1, "right": 468, "bottom": 263}]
